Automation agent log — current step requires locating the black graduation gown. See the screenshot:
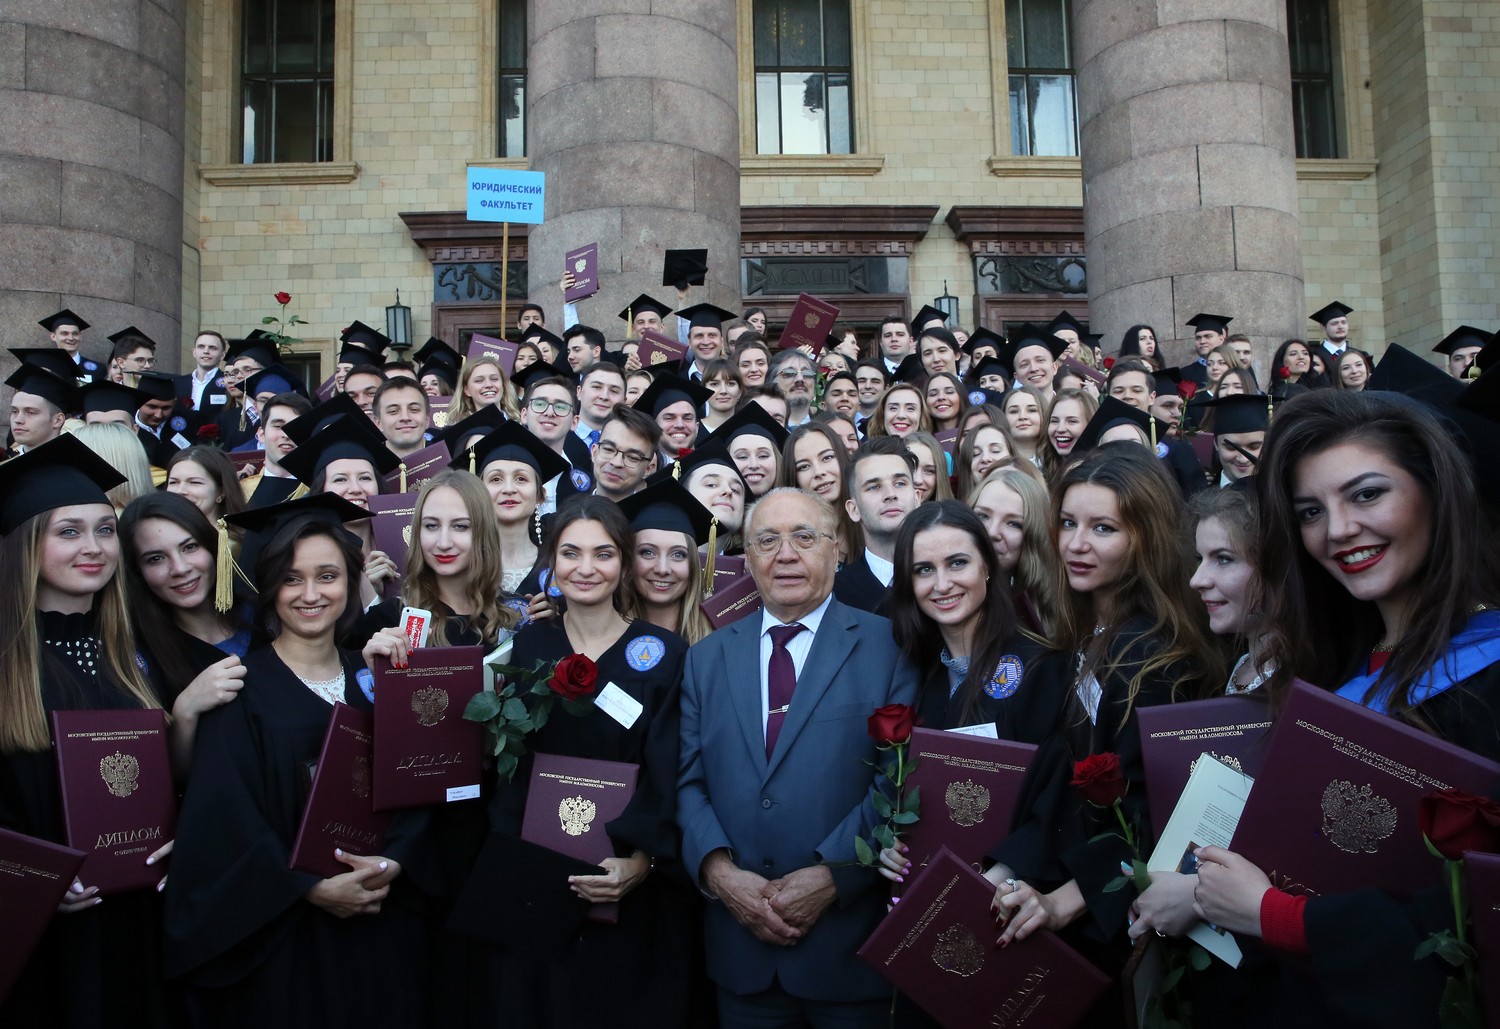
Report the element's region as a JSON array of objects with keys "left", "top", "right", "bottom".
[
  {"left": 0, "top": 610, "right": 173, "bottom": 1029},
  {"left": 482, "top": 619, "right": 699, "bottom": 1029},
  {"left": 163, "top": 646, "right": 432, "bottom": 1029},
  {"left": 913, "top": 632, "right": 1071, "bottom": 746}
]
